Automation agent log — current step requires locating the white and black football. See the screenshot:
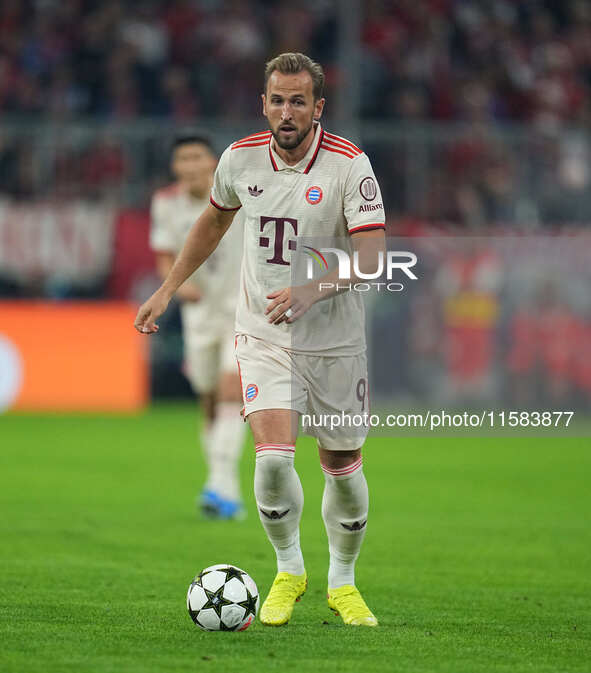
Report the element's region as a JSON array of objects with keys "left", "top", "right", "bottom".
[{"left": 187, "top": 564, "right": 259, "bottom": 631}]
